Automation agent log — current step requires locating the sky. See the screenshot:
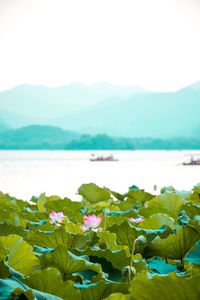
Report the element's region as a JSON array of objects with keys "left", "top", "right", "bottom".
[{"left": 0, "top": 0, "right": 200, "bottom": 92}]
